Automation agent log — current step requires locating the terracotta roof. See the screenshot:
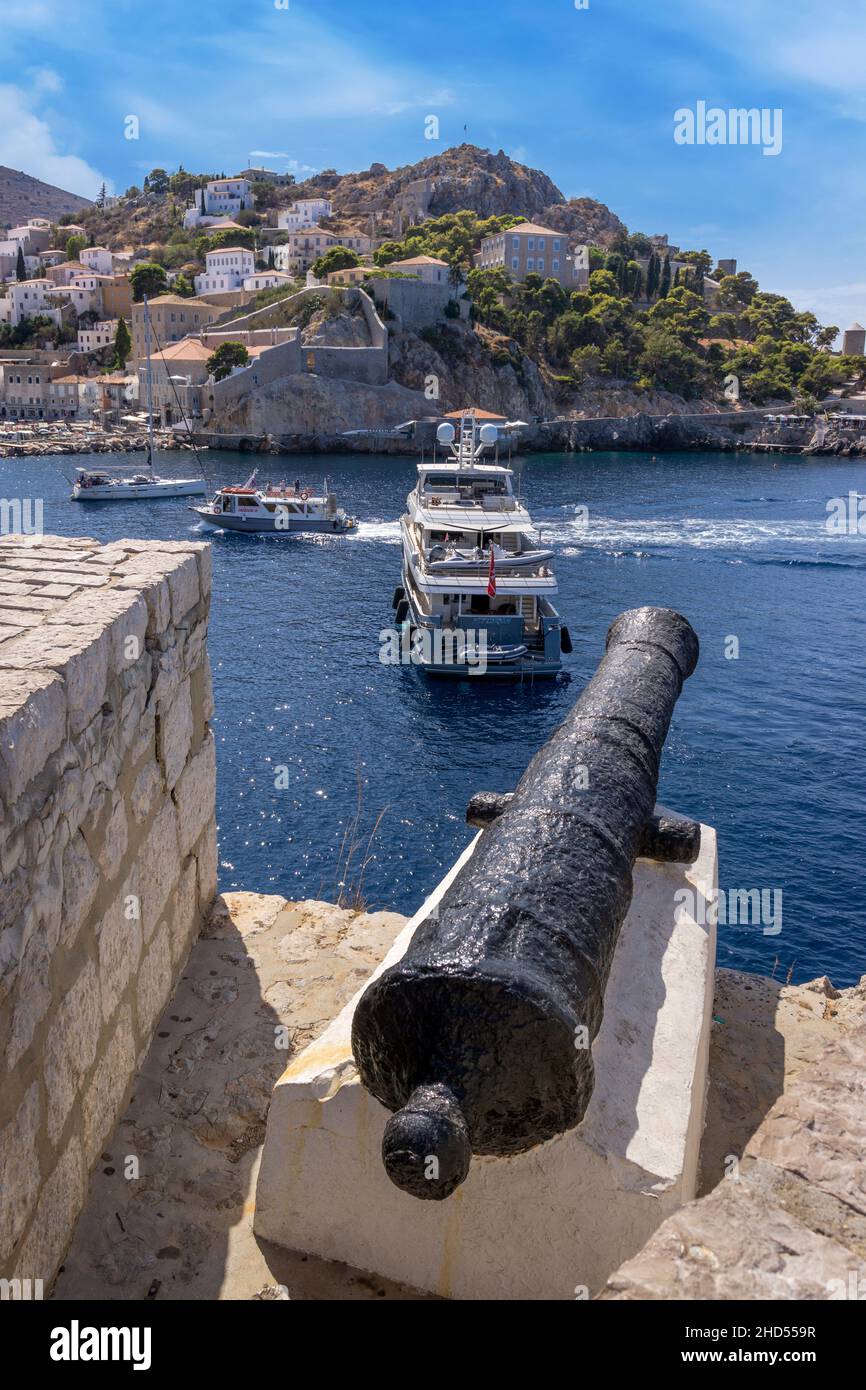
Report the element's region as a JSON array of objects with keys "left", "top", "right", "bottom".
[
  {"left": 499, "top": 222, "right": 563, "bottom": 238},
  {"left": 144, "top": 294, "right": 215, "bottom": 307},
  {"left": 389, "top": 255, "right": 448, "bottom": 268},
  {"left": 443, "top": 407, "right": 508, "bottom": 420},
  {"left": 204, "top": 246, "right": 253, "bottom": 256},
  {"left": 152, "top": 339, "right": 214, "bottom": 361}
]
